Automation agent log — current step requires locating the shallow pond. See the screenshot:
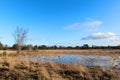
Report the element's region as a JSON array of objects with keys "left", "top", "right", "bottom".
[{"left": 22, "top": 54, "right": 120, "bottom": 69}]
